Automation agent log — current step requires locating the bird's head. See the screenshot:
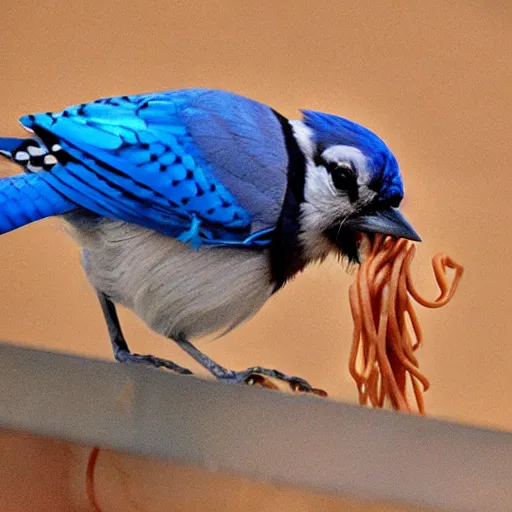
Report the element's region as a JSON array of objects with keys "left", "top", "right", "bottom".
[{"left": 292, "top": 110, "right": 420, "bottom": 264}]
